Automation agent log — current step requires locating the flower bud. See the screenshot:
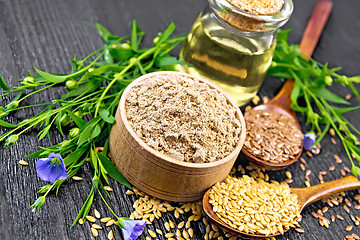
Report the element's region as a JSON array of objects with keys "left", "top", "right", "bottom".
[
  {"left": 129, "top": 57, "right": 137, "bottom": 66},
  {"left": 65, "top": 79, "right": 78, "bottom": 90},
  {"left": 60, "top": 140, "right": 71, "bottom": 149},
  {"left": 38, "top": 184, "right": 52, "bottom": 194},
  {"left": 324, "top": 76, "right": 333, "bottom": 86},
  {"left": 74, "top": 111, "right": 83, "bottom": 119},
  {"left": 69, "top": 127, "right": 80, "bottom": 139},
  {"left": 30, "top": 196, "right": 46, "bottom": 212},
  {"left": 60, "top": 114, "right": 71, "bottom": 126},
  {"left": 6, "top": 100, "right": 19, "bottom": 111},
  {"left": 120, "top": 43, "right": 131, "bottom": 49},
  {"left": 153, "top": 36, "right": 160, "bottom": 45},
  {"left": 5, "top": 134, "right": 19, "bottom": 147}
]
